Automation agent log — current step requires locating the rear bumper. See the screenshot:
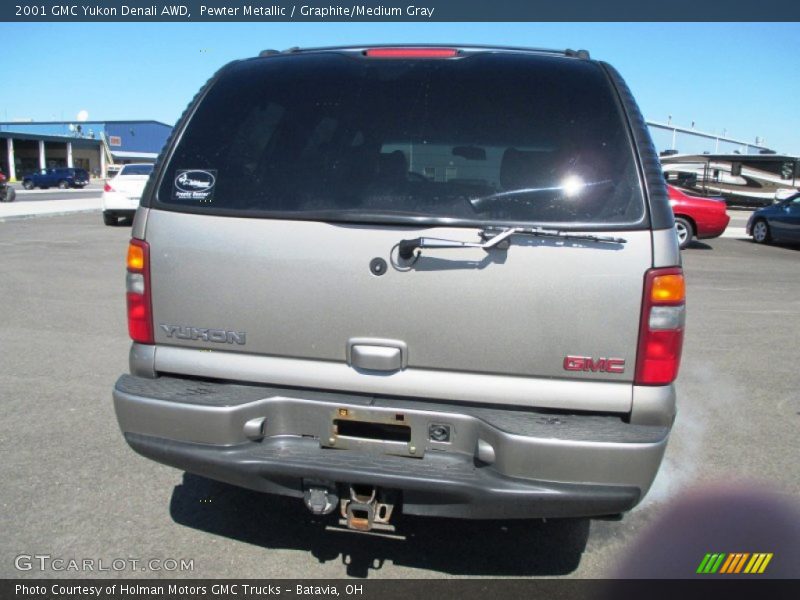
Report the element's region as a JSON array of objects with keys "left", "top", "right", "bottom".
[
  {"left": 695, "top": 212, "right": 731, "bottom": 239},
  {"left": 114, "top": 374, "right": 671, "bottom": 519},
  {"left": 102, "top": 191, "right": 139, "bottom": 212},
  {"left": 103, "top": 209, "right": 136, "bottom": 218},
  {"left": 126, "top": 432, "right": 641, "bottom": 519}
]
